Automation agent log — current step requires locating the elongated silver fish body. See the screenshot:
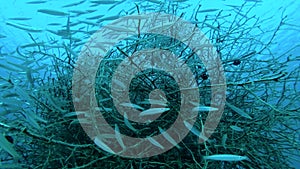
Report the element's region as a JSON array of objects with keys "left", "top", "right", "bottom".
[{"left": 203, "top": 154, "right": 249, "bottom": 162}]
